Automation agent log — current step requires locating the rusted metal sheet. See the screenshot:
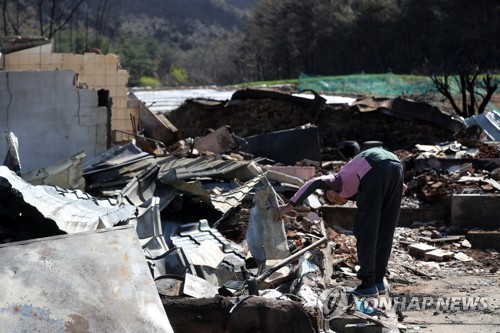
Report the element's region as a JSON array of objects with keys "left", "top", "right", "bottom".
[
  {"left": 193, "top": 126, "right": 238, "bottom": 154},
  {"left": 0, "top": 225, "right": 174, "bottom": 333}
]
